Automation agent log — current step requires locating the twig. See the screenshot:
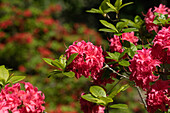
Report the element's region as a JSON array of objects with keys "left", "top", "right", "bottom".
[
  {"left": 102, "top": 64, "right": 129, "bottom": 79},
  {"left": 107, "top": 78, "right": 123, "bottom": 94},
  {"left": 136, "top": 86, "right": 147, "bottom": 110}
]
